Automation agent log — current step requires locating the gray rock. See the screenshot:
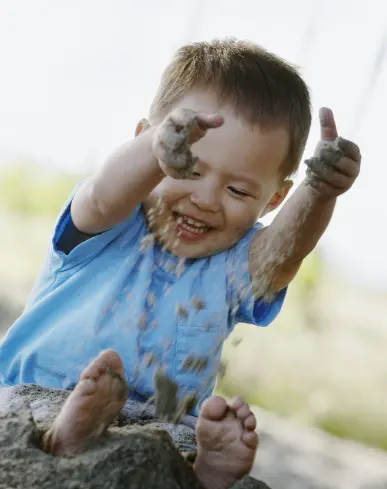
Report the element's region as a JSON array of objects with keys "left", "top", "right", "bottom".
[
  {"left": 0, "top": 385, "right": 268, "bottom": 489},
  {"left": 0, "top": 404, "right": 199, "bottom": 489}
]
